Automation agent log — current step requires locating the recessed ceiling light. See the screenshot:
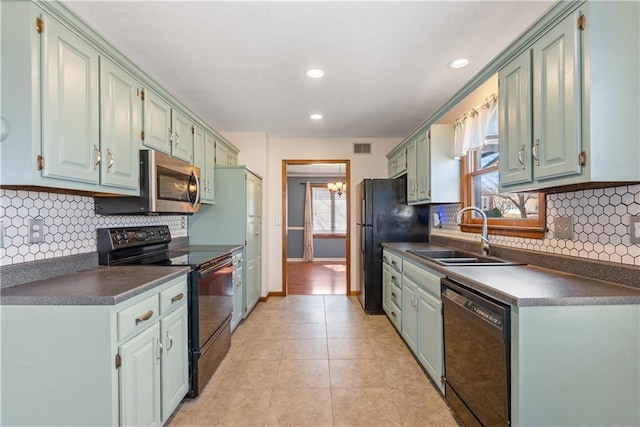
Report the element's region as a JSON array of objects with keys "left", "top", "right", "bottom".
[
  {"left": 310, "top": 114, "right": 323, "bottom": 120},
  {"left": 306, "top": 69, "right": 325, "bottom": 78},
  {"left": 448, "top": 57, "right": 471, "bottom": 69}
]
